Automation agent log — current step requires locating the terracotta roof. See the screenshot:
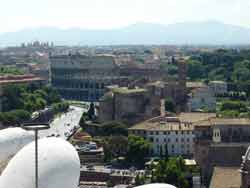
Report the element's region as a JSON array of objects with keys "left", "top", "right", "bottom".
[
  {"left": 177, "top": 113, "right": 216, "bottom": 123},
  {"left": 0, "top": 74, "right": 45, "bottom": 85},
  {"left": 194, "top": 118, "right": 250, "bottom": 127},
  {"left": 210, "top": 166, "right": 241, "bottom": 188},
  {"left": 112, "top": 87, "right": 147, "bottom": 95},
  {"left": 129, "top": 121, "right": 193, "bottom": 131},
  {"left": 211, "top": 118, "right": 250, "bottom": 126},
  {"left": 129, "top": 113, "right": 216, "bottom": 131}
]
